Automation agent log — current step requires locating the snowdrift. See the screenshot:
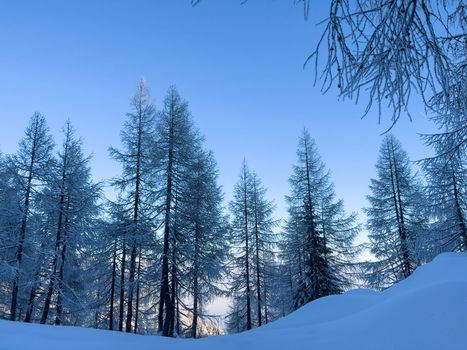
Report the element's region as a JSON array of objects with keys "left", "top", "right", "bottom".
[{"left": 1, "top": 253, "right": 466, "bottom": 350}]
